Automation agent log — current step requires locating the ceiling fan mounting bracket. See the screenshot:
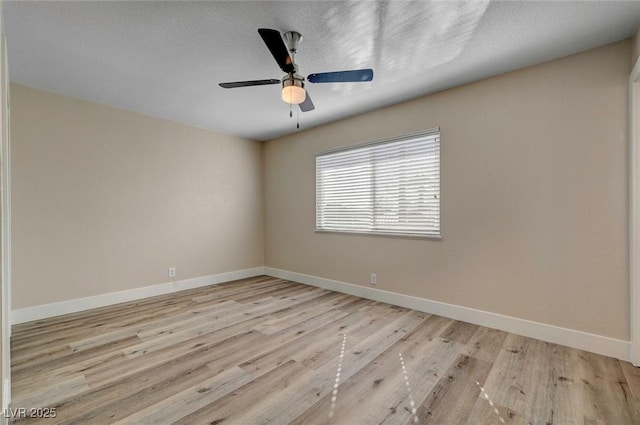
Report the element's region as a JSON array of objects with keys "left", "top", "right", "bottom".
[{"left": 283, "top": 31, "right": 303, "bottom": 54}]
